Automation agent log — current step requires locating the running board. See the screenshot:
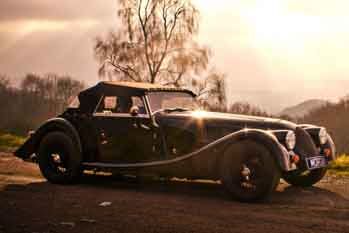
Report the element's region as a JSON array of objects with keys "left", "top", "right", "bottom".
[
  {"left": 82, "top": 161, "right": 167, "bottom": 169},
  {"left": 82, "top": 149, "right": 203, "bottom": 169}
]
